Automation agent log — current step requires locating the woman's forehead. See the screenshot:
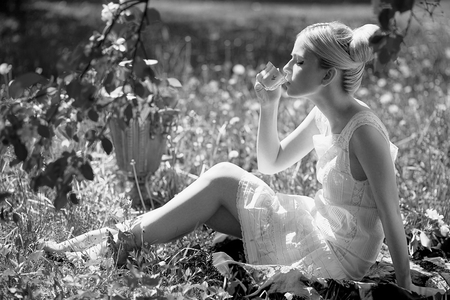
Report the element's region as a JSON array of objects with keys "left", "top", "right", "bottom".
[{"left": 291, "top": 36, "right": 311, "bottom": 57}]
